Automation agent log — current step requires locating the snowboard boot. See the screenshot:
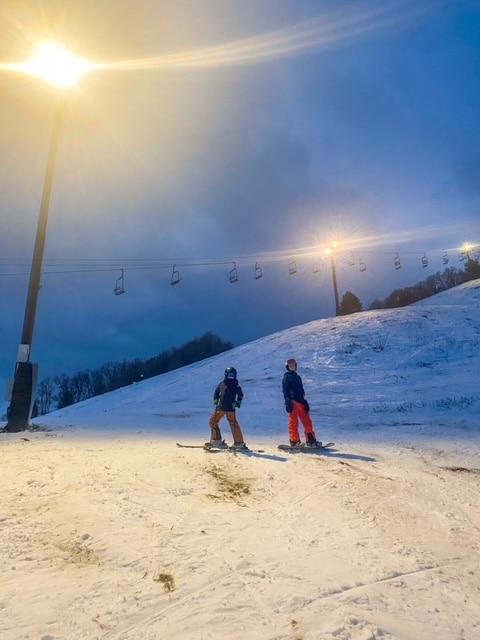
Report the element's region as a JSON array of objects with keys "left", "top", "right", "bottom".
[
  {"left": 206, "top": 439, "right": 228, "bottom": 449},
  {"left": 306, "top": 433, "right": 322, "bottom": 448},
  {"left": 232, "top": 442, "right": 248, "bottom": 451}
]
